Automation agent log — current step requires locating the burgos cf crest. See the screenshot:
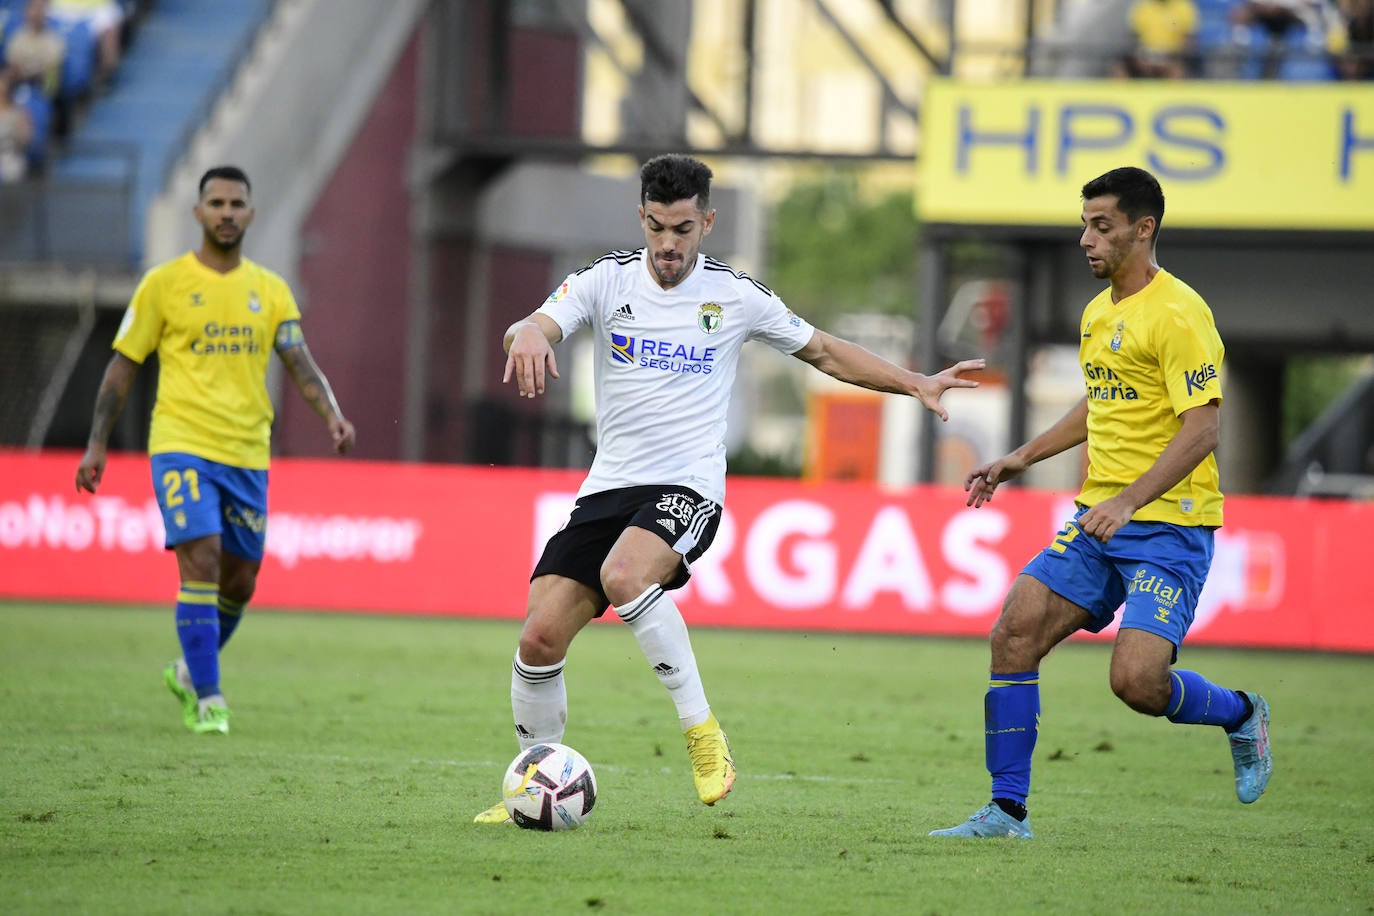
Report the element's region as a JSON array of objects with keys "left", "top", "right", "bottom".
[{"left": 698, "top": 302, "right": 723, "bottom": 334}]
